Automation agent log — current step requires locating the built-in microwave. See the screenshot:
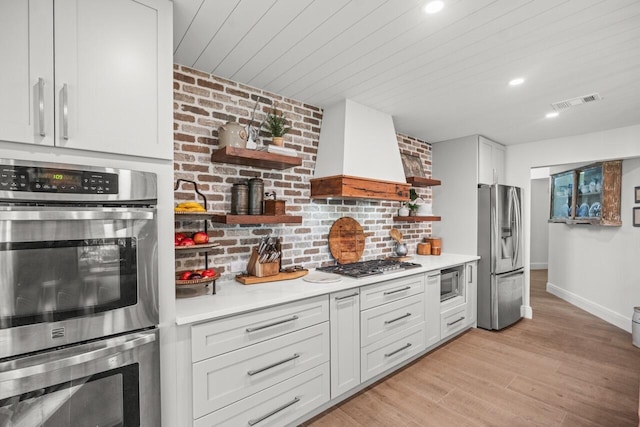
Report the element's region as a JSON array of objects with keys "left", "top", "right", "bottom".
[{"left": 441, "top": 265, "right": 464, "bottom": 302}]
